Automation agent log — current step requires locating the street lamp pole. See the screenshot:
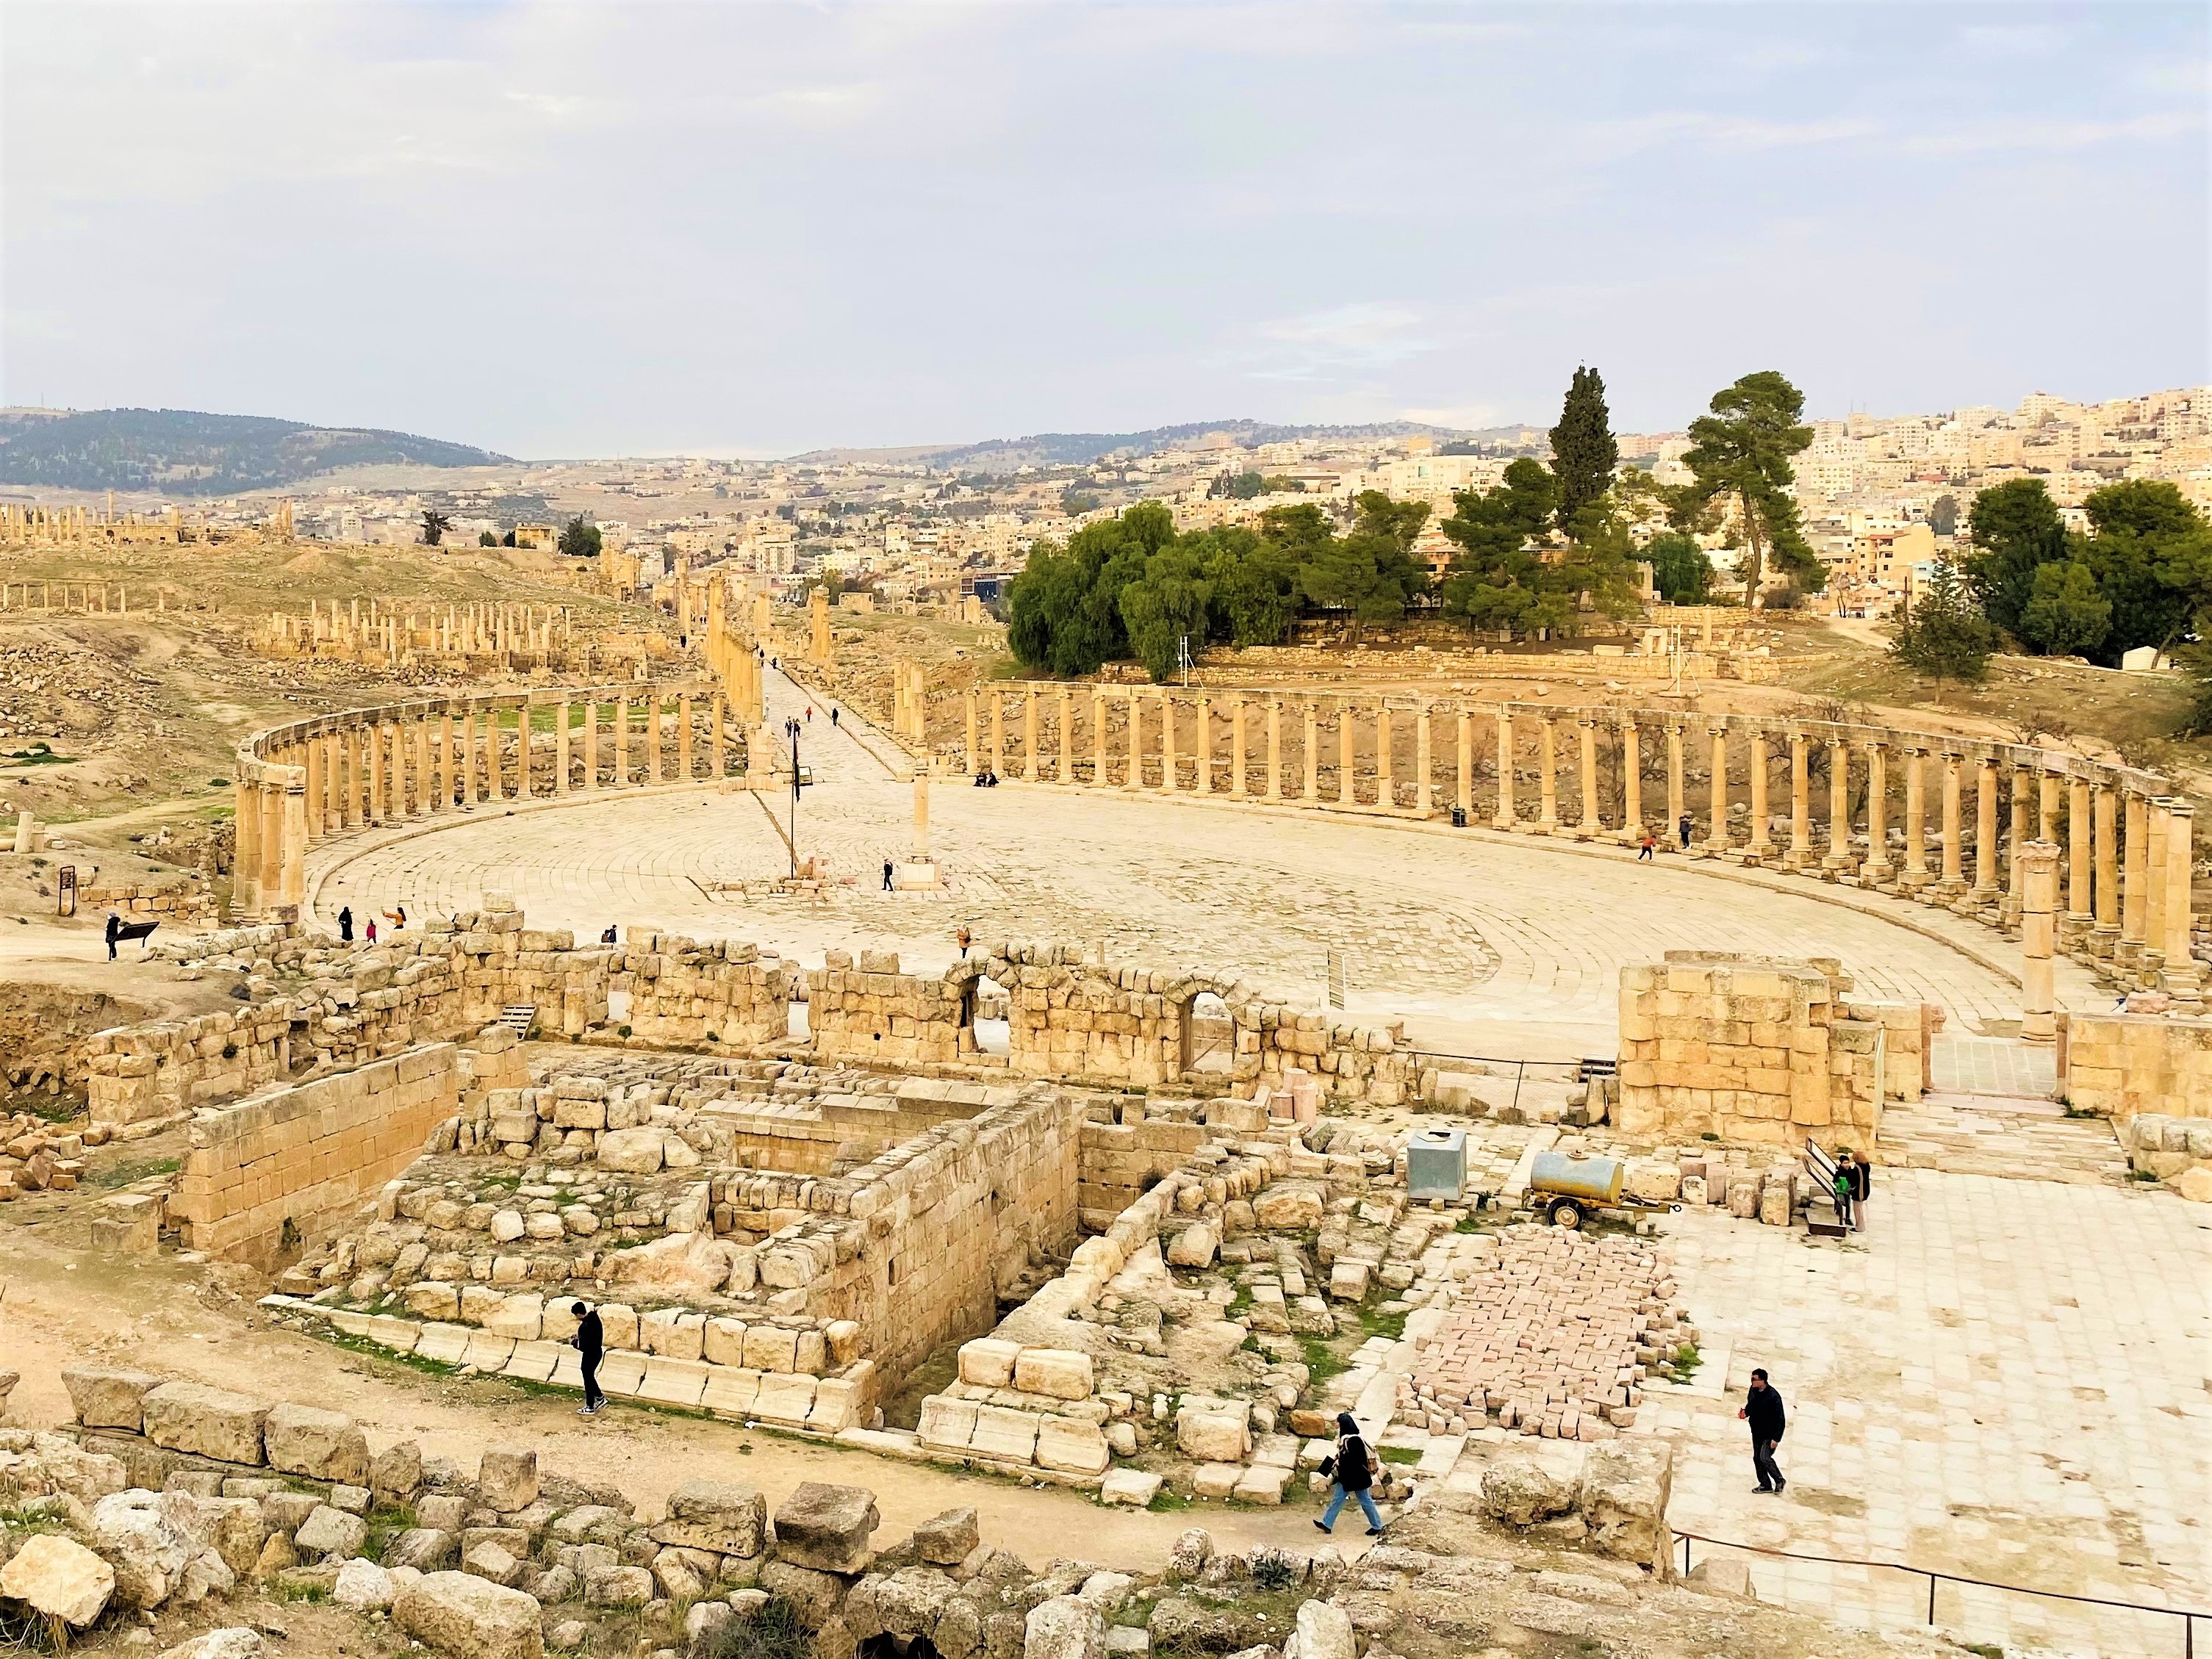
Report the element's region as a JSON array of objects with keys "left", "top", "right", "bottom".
[{"left": 785, "top": 715, "right": 802, "bottom": 876}]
